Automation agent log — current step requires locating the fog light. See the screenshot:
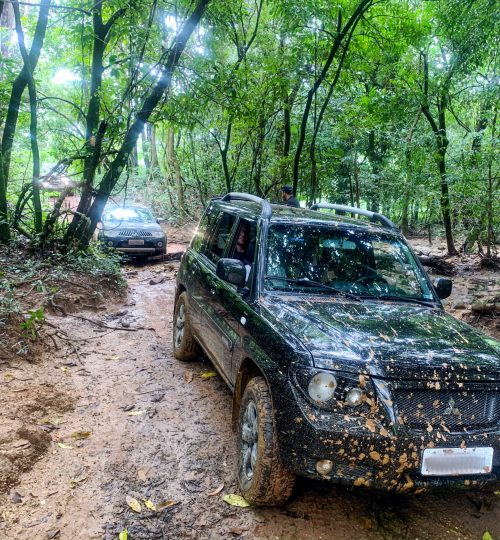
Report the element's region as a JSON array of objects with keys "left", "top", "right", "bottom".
[
  {"left": 345, "top": 387, "right": 364, "bottom": 407},
  {"left": 316, "top": 459, "right": 333, "bottom": 476},
  {"left": 308, "top": 372, "right": 337, "bottom": 403},
  {"left": 156, "top": 241, "right": 163, "bottom": 247}
]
